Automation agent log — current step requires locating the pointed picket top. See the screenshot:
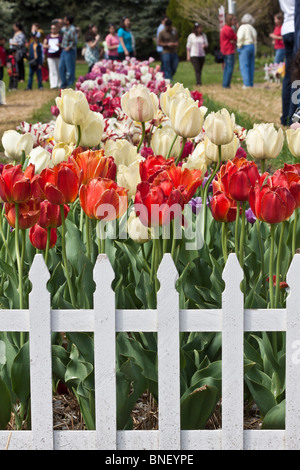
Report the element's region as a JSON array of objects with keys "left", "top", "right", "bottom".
[
  {"left": 157, "top": 253, "right": 179, "bottom": 290},
  {"left": 93, "top": 254, "right": 115, "bottom": 290},
  {"left": 222, "top": 253, "right": 244, "bottom": 288},
  {"left": 29, "top": 253, "right": 50, "bottom": 285},
  {"left": 286, "top": 253, "right": 300, "bottom": 294}
]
